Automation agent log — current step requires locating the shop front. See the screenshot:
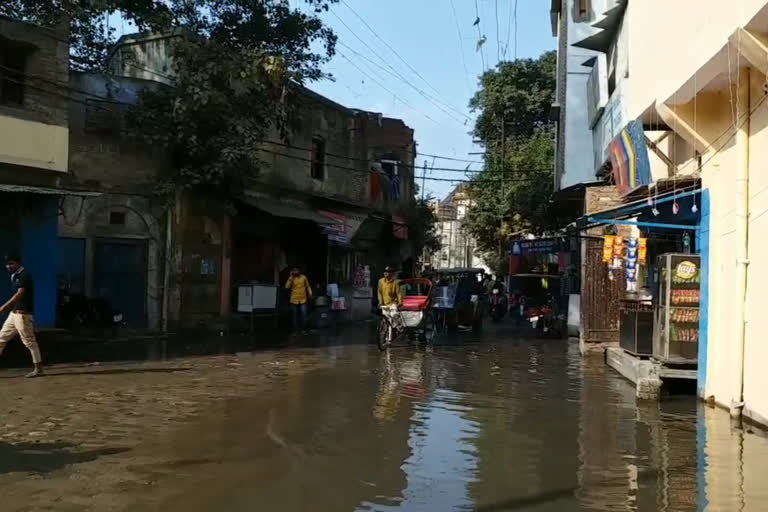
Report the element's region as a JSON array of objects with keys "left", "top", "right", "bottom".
[{"left": 582, "top": 186, "right": 702, "bottom": 367}]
